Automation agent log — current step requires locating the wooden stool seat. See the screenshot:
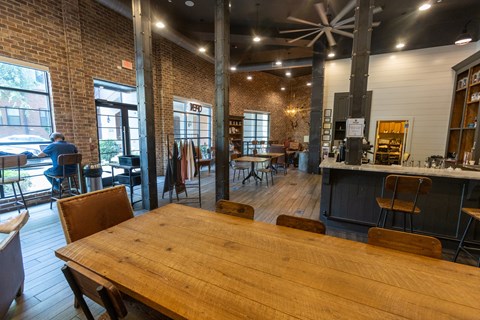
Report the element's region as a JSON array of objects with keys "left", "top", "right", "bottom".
[
  {"left": 453, "top": 207, "right": 480, "bottom": 267},
  {"left": 376, "top": 197, "right": 421, "bottom": 215}
]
